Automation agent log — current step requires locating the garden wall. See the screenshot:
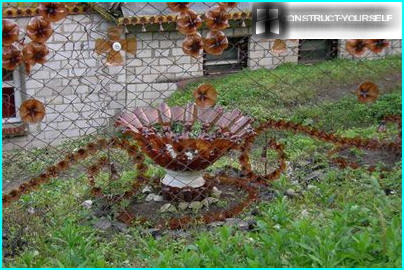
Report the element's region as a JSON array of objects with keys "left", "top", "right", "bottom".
[{"left": 2, "top": 13, "right": 399, "bottom": 150}]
